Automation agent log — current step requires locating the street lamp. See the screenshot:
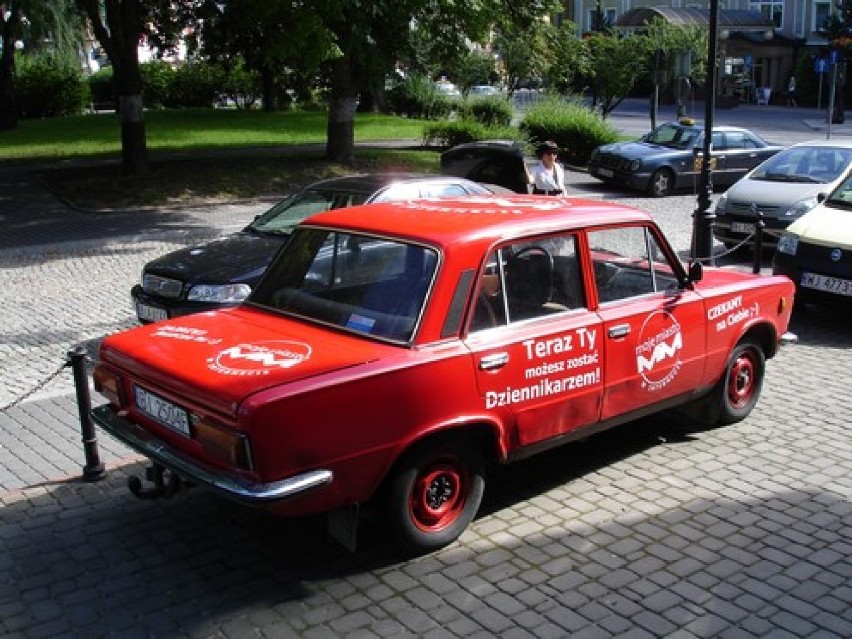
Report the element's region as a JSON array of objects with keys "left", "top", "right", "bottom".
[{"left": 692, "top": 0, "right": 720, "bottom": 262}]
